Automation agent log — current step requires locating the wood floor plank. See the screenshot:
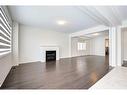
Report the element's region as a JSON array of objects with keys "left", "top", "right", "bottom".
[{"left": 0, "top": 55, "right": 110, "bottom": 89}]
